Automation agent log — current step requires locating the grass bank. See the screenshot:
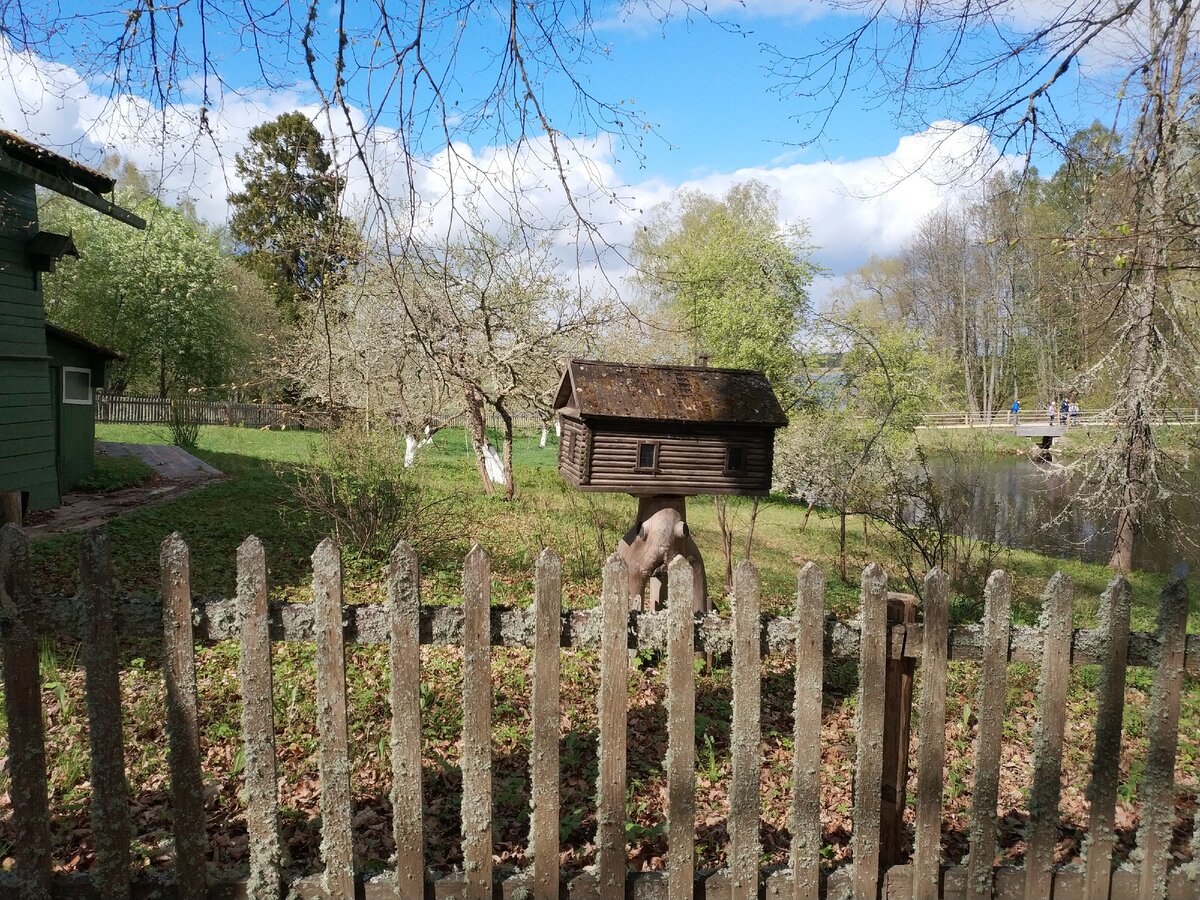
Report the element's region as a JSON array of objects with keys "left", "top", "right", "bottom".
[{"left": 2, "top": 423, "right": 1196, "bottom": 881}]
